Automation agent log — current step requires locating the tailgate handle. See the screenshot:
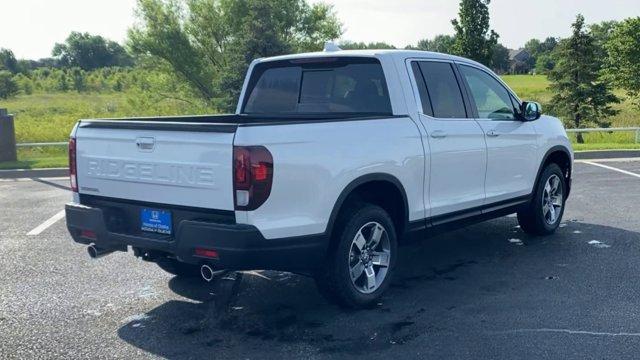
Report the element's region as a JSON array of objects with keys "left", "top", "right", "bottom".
[{"left": 135, "top": 137, "right": 155, "bottom": 151}]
